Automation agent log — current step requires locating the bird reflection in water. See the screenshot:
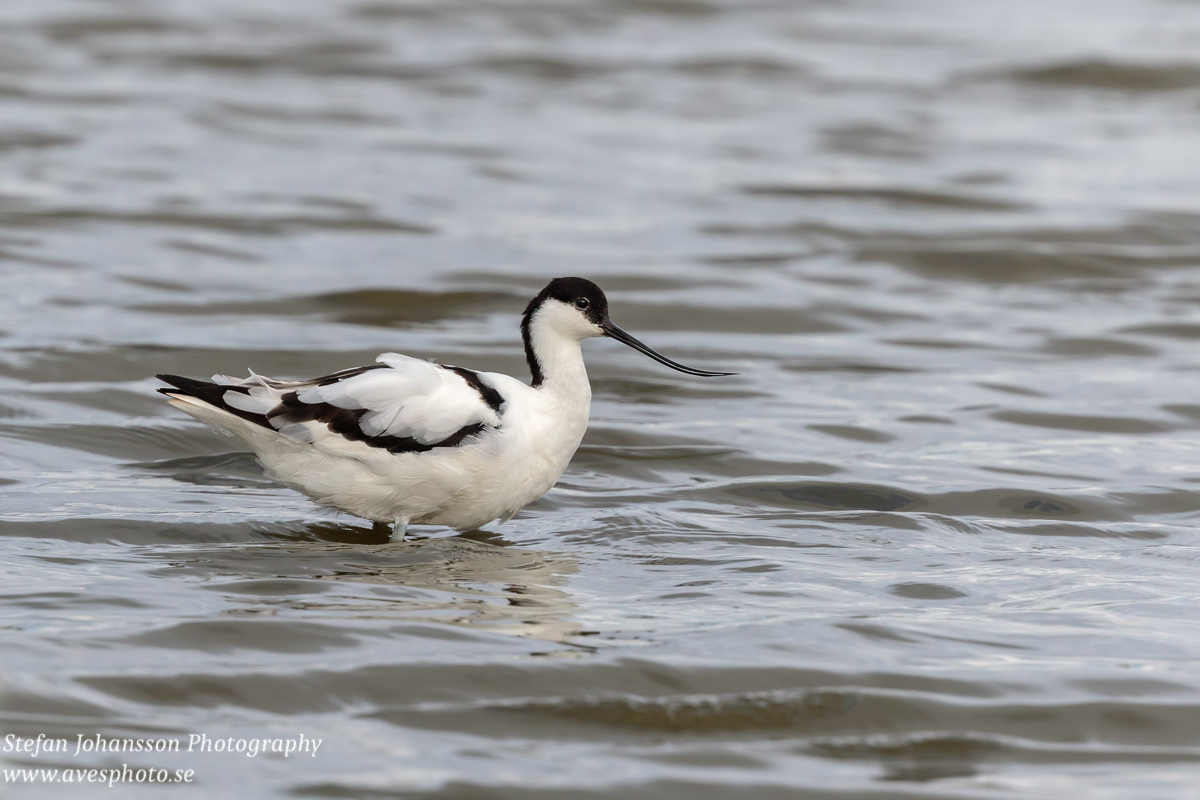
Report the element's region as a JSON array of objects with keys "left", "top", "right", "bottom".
[{"left": 245, "top": 522, "right": 588, "bottom": 652}]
